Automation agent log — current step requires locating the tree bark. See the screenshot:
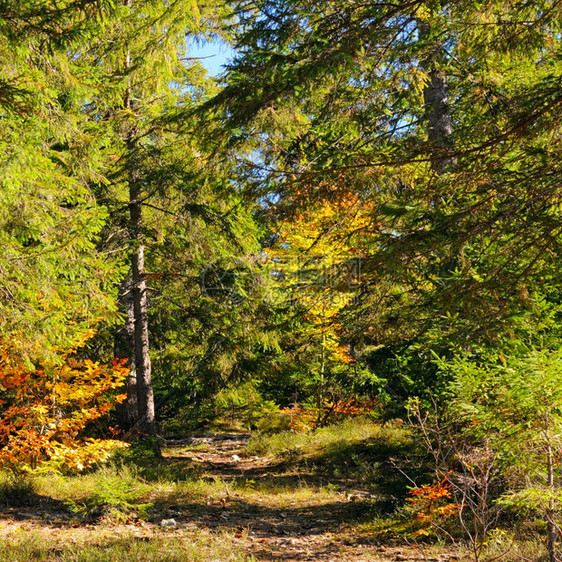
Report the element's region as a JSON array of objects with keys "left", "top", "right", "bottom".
[
  {"left": 114, "top": 278, "right": 139, "bottom": 432},
  {"left": 128, "top": 170, "right": 157, "bottom": 437},
  {"left": 418, "top": 19, "right": 455, "bottom": 174},
  {"left": 117, "top": 0, "right": 157, "bottom": 440}
]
